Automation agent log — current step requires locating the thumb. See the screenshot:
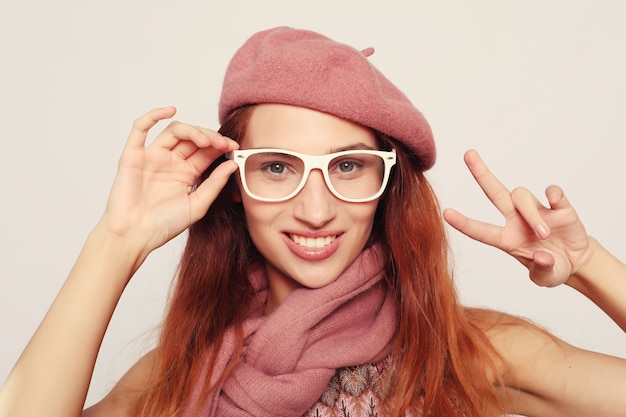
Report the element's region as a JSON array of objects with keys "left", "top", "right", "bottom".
[
  {"left": 188, "top": 160, "right": 238, "bottom": 223},
  {"left": 528, "top": 250, "right": 567, "bottom": 287}
]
